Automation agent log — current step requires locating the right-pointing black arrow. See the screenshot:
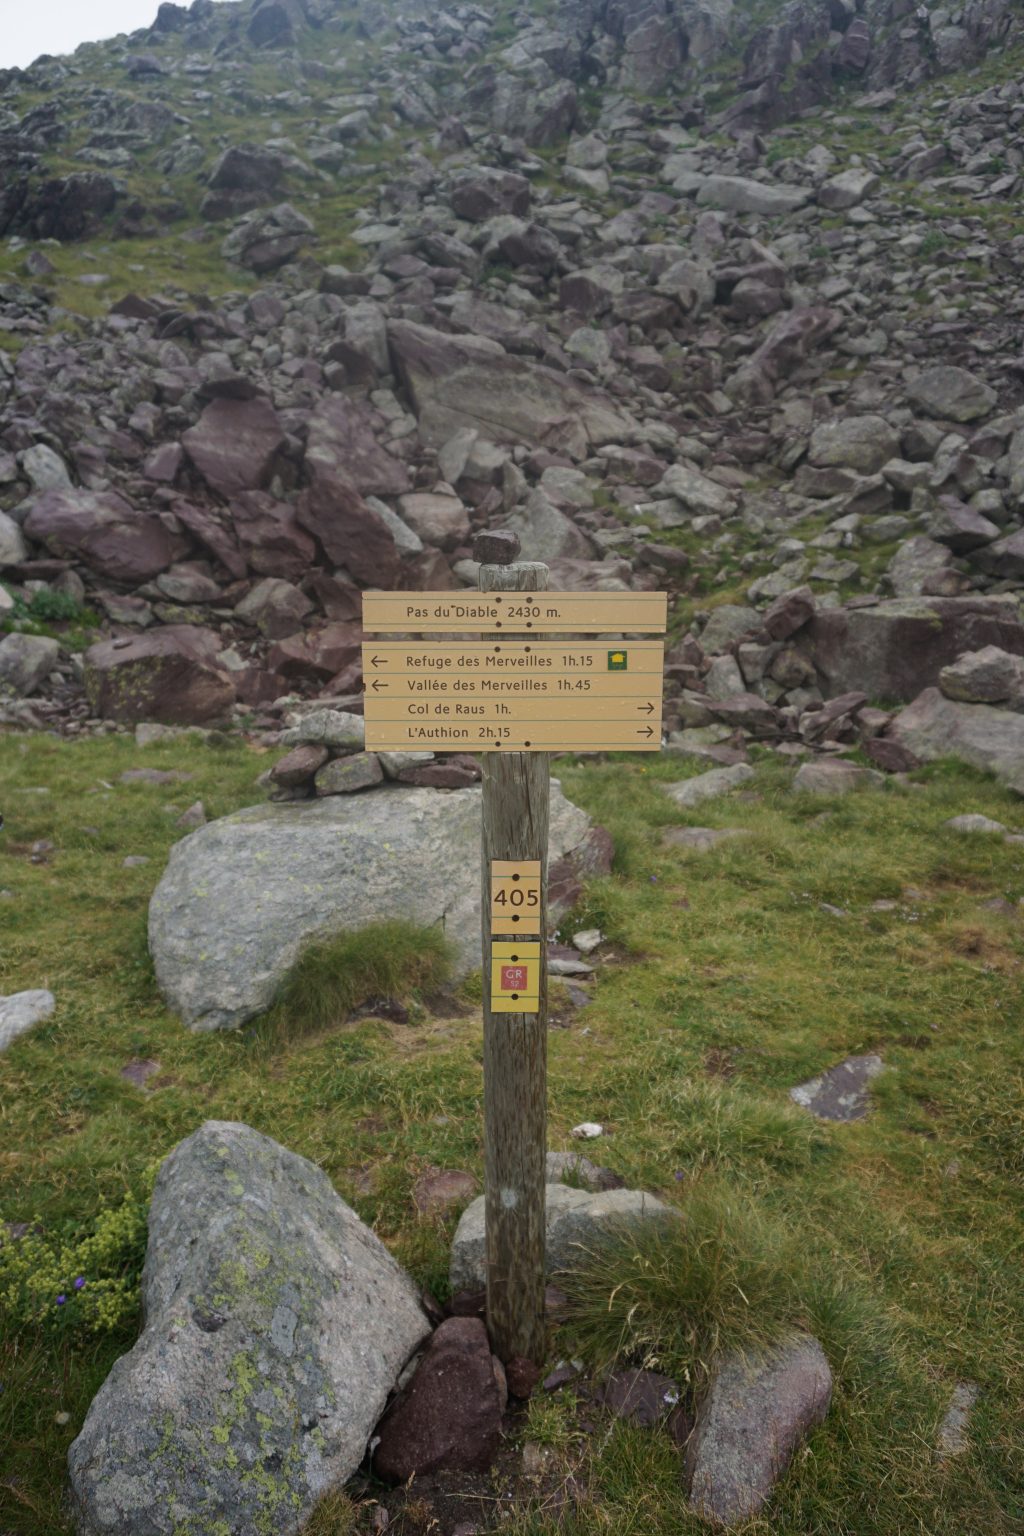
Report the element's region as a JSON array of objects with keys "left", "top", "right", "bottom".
[
  {"left": 637, "top": 701, "right": 655, "bottom": 715},
  {"left": 637, "top": 726, "right": 655, "bottom": 738}
]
